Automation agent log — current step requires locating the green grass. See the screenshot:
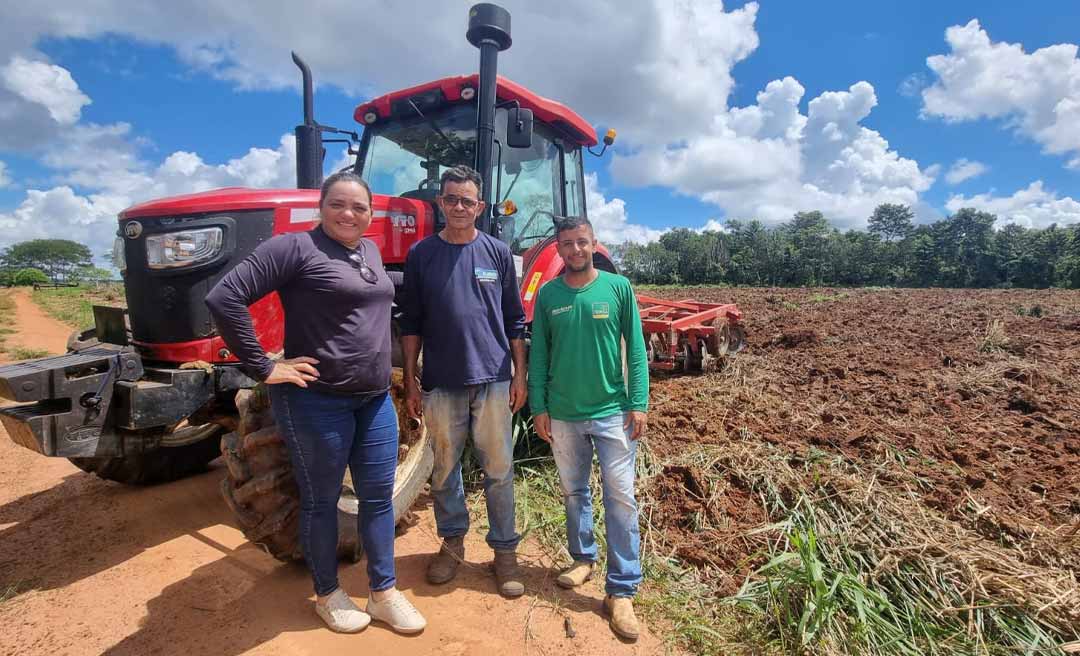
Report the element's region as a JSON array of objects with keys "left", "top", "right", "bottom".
[
  {"left": 5, "top": 347, "right": 50, "bottom": 360},
  {"left": 31, "top": 283, "right": 125, "bottom": 329},
  {"left": 716, "top": 440, "right": 1078, "bottom": 656},
  {"left": 0, "top": 292, "right": 15, "bottom": 353},
  {"left": 497, "top": 428, "right": 1080, "bottom": 654}
]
